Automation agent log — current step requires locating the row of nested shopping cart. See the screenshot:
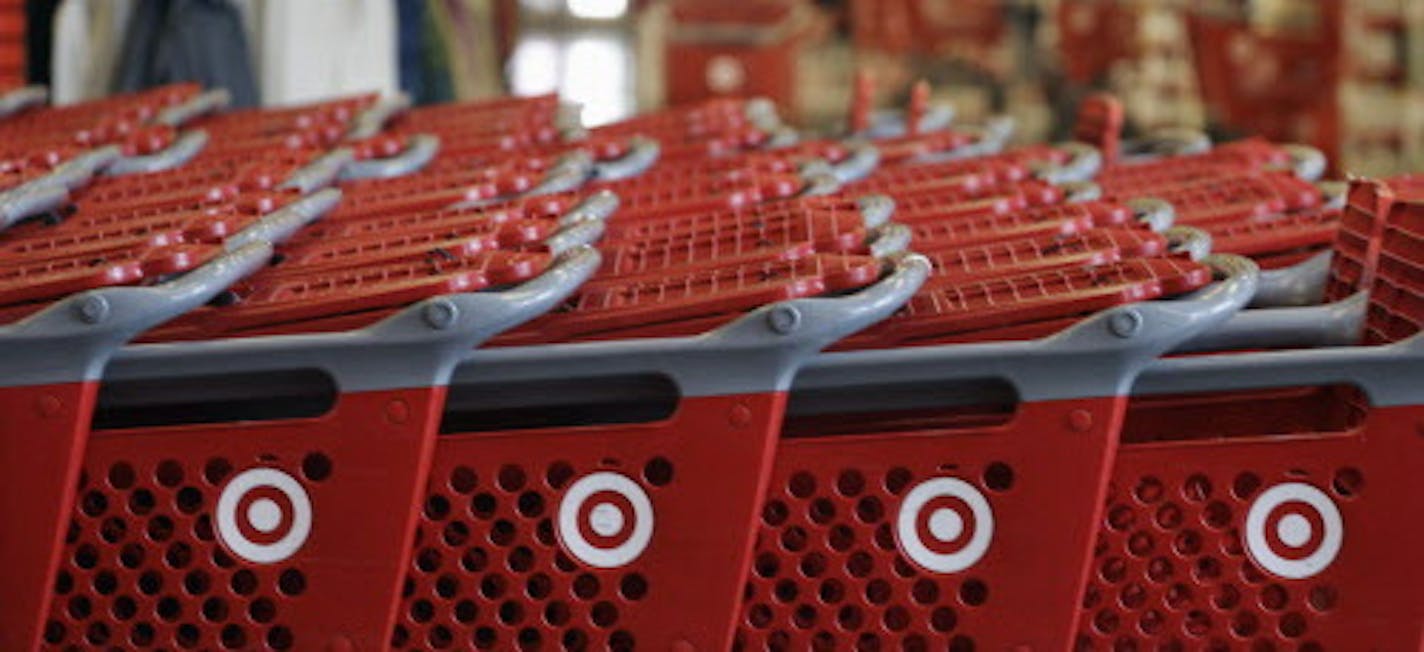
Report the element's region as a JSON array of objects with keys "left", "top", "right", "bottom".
[{"left": 0, "top": 83, "right": 1416, "bottom": 652}]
